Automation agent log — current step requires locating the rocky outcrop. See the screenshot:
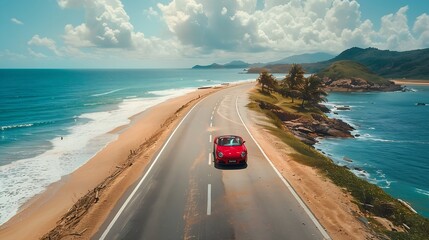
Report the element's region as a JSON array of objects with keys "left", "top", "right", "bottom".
[
  {"left": 257, "top": 100, "right": 354, "bottom": 146},
  {"left": 284, "top": 115, "right": 354, "bottom": 145}
]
